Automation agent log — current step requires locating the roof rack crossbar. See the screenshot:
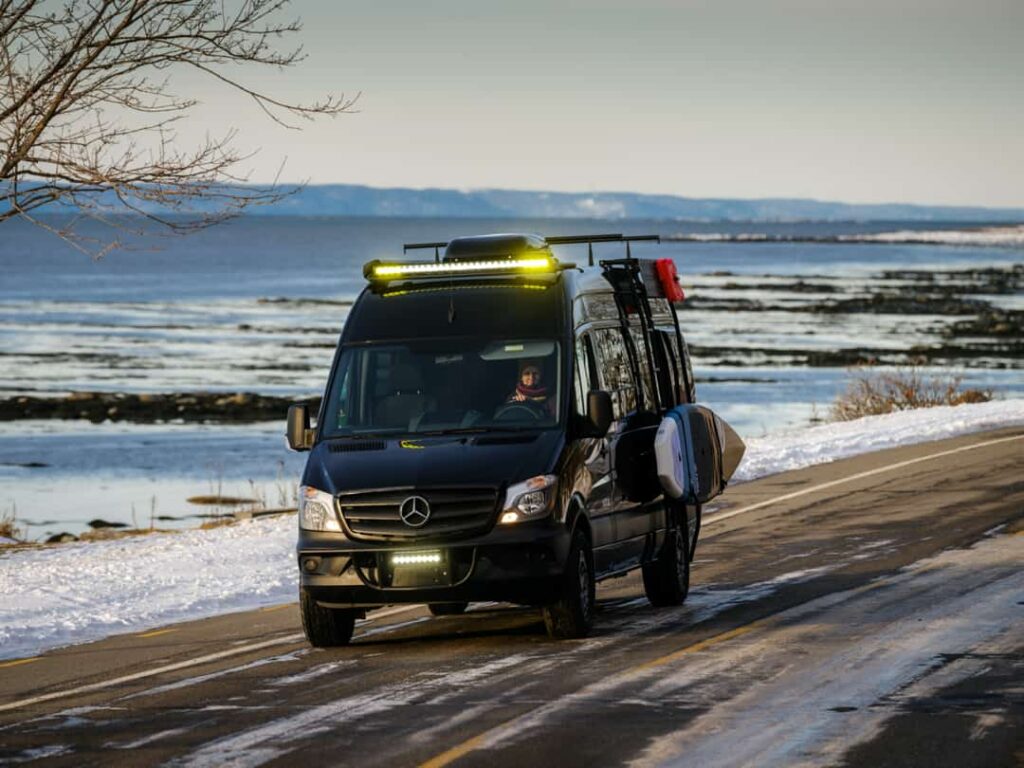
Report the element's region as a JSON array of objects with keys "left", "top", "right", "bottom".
[
  {"left": 545, "top": 233, "right": 661, "bottom": 245},
  {"left": 546, "top": 233, "right": 660, "bottom": 265},
  {"left": 403, "top": 234, "right": 660, "bottom": 251},
  {"left": 403, "top": 241, "right": 448, "bottom": 252},
  {"left": 403, "top": 241, "right": 448, "bottom": 262},
  {"left": 545, "top": 233, "right": 623, "bottom": 245}
]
